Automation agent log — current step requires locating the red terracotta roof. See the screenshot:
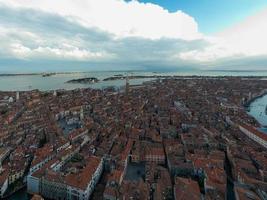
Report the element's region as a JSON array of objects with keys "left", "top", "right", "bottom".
[
  {"left": 240, "top": 124, "right": 267, "bottom": 142},
  {"left": 64, "top": 156, "right": 101, "bottom": 190},
  {"left": 174, "top": 177, "right": 201, "bottom": 200}
]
